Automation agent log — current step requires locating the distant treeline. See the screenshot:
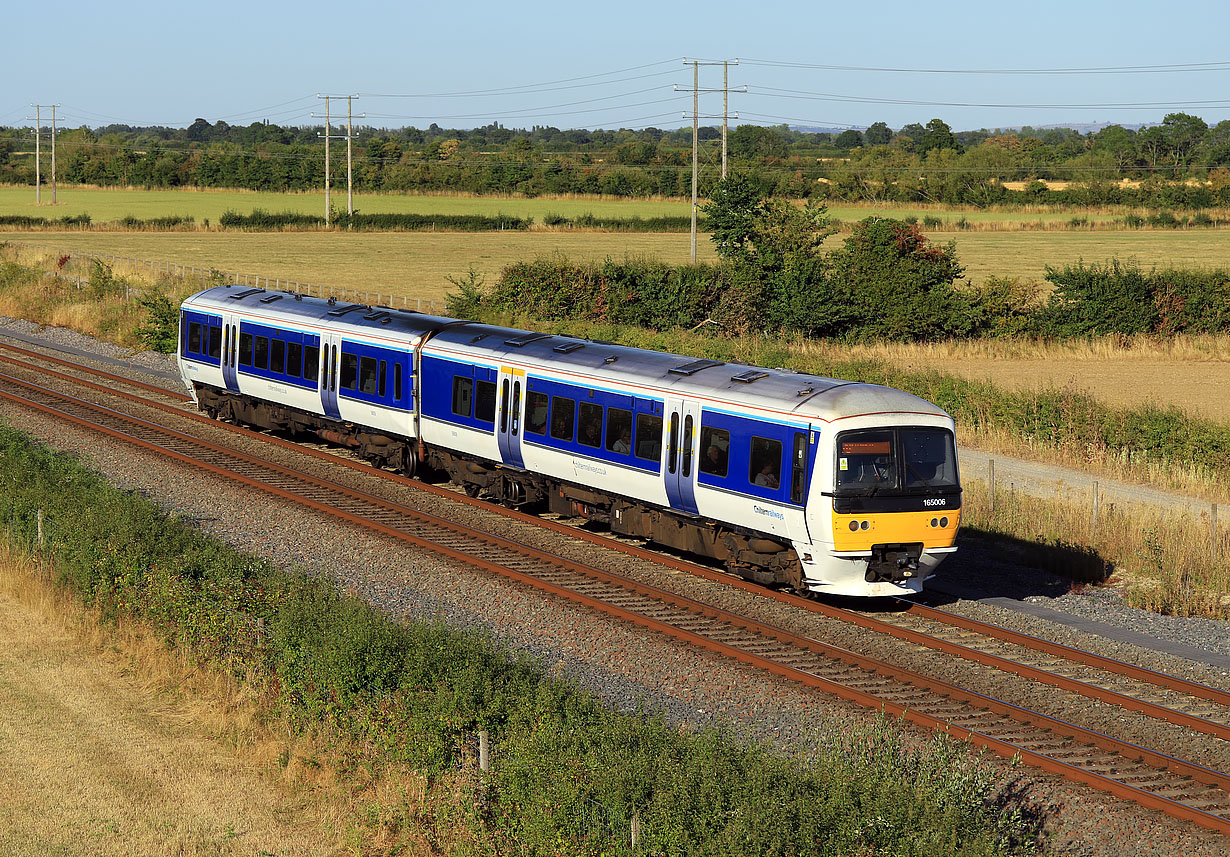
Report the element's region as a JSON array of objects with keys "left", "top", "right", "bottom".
[{"left": 7, "top": 112, "right": 1230, "bottom": 206}]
